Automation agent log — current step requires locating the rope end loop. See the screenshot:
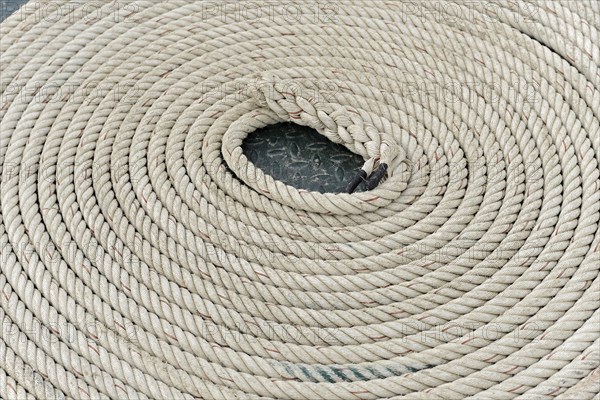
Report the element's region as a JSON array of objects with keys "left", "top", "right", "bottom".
[
  {"left": 346, "top": 169, "right": 368, "bottom": 193},
  {"left": 346, "top": 163, "right": 388, "bottom": 193},
  {"left": 365, "top": 163, "right": 388, "bottom": 190}
]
